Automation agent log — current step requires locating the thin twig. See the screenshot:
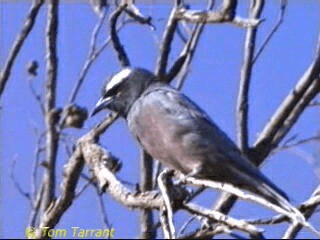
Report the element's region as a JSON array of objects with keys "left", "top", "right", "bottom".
[
  {"left": 96, "top": 189, "right": 112, "bottom": 230},
  {"left": 110, "top": 4, "right": 131, "bottom": 67},
  {"left": 10, "top": 156, "right": 31, "bottom": 201},
  {"left": 27, "top": 76, "right": 45, "bottom": 113},
  {"left": 275, "top": 135, "right": 320, "bottom": 152},
  {"left": 31, "top": 131, "right": 45, "bottom": 203},
  {"left": 68, "top": 7, "right": 108, "bottom": 103},
  {"left": 177, "top": 216, "right": 197, "bottom": 237},
  {"left": 253, "top": 0, "right": 287, "bottom": 64},
  {"left": 0, "top": 0, "right": 45, "bottom": 99},
  {"left": 75, "top": 174, "right": 95, "bottom": 199}
]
